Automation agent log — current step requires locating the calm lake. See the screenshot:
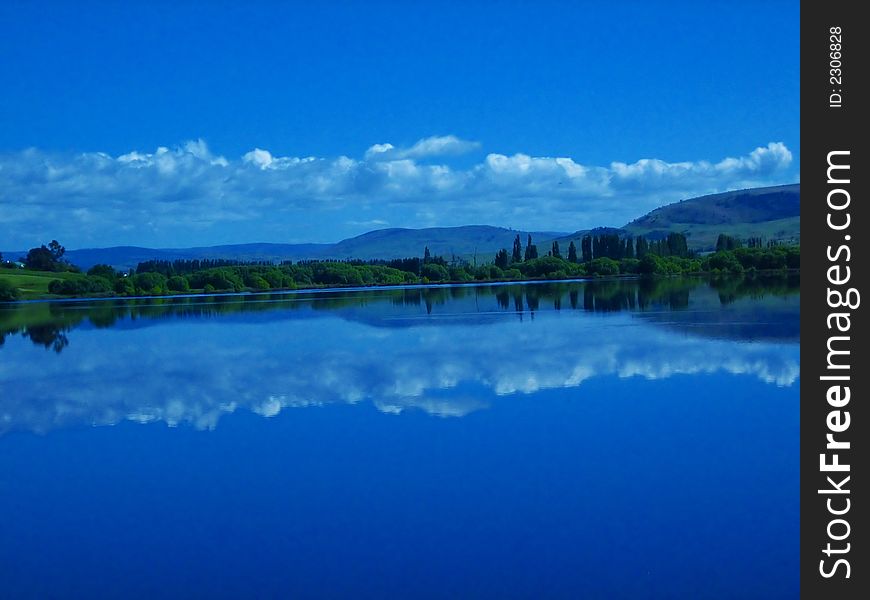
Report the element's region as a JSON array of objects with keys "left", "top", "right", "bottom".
[{"left": 0, "top": 276, "right": 799, "bottom": 599}]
